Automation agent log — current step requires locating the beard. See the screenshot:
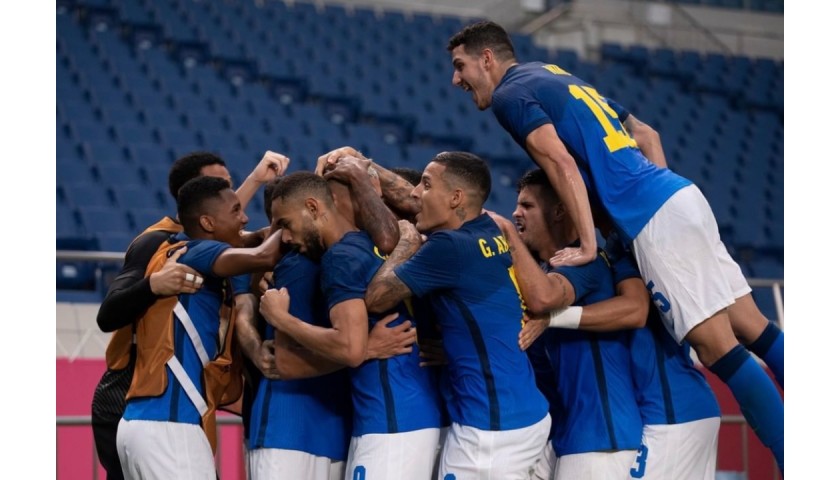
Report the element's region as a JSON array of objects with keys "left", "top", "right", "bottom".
[{"left": 300, "top": 226, "right": 325, "bottom": 260}]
